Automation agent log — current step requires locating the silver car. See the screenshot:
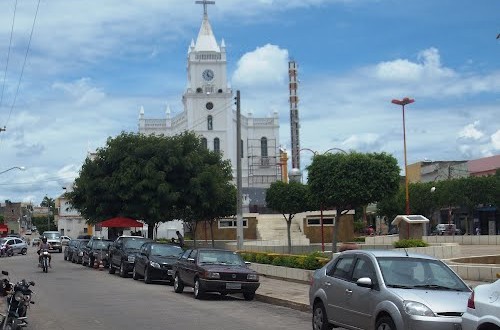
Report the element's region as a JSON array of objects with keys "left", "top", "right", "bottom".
[
  {"left": 462, "top": 279, "right": 500, "bottom": 330},
  {"left": 0, "top": 237, "right": 28, "bottom": 255},
  {"left": 309, "top": 250, "right": 471, "bottom": 330}
]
